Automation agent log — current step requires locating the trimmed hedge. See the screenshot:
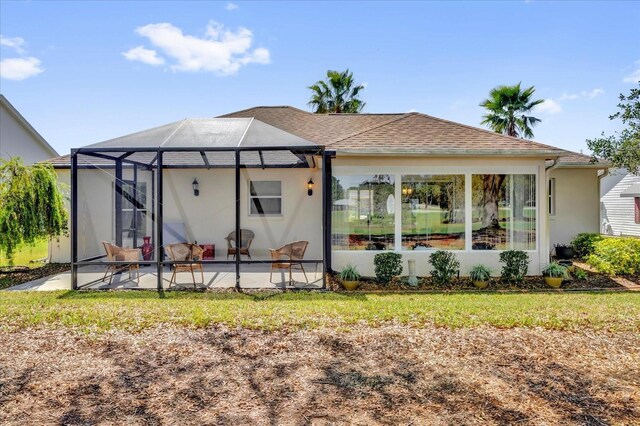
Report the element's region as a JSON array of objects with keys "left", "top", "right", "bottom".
[
  {"left": 571, "top": 233, "right": 603, "bottom": 258},
  {"left": 587, "top": 237, "right": 640, "bottom": 275}
]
